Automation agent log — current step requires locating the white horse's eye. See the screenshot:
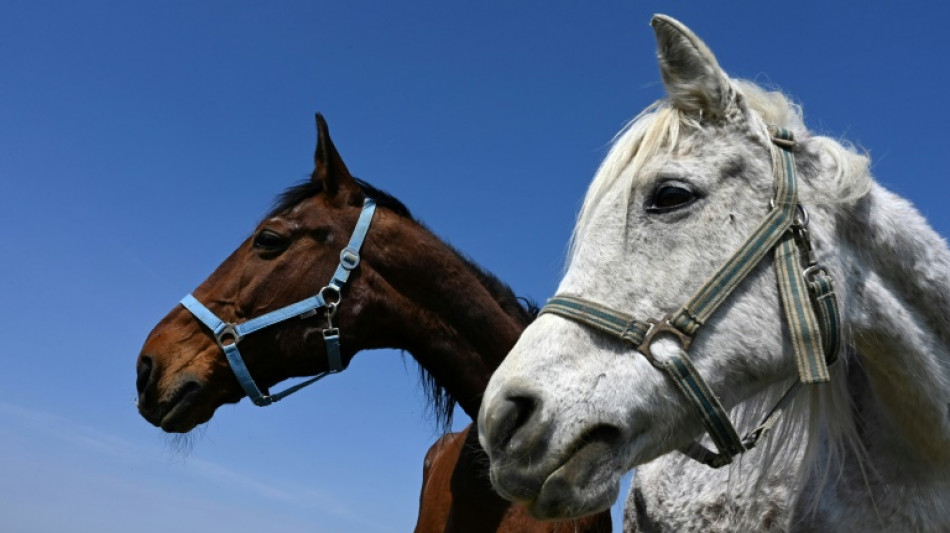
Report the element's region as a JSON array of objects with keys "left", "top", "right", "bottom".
[{"left": 648, "top": 183, "right": 697, "bottom": 212}]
